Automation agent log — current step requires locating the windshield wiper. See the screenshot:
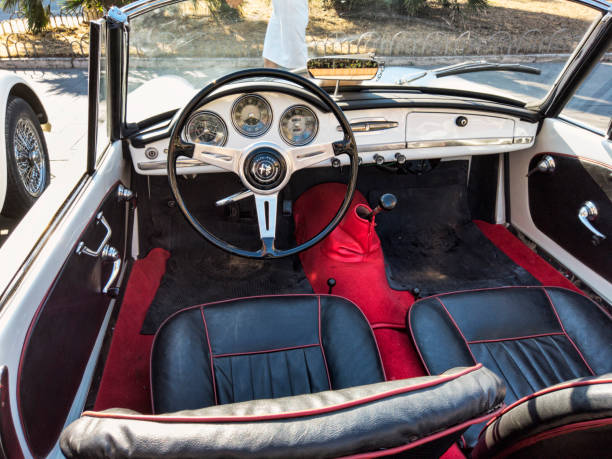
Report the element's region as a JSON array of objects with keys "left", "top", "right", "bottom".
[{"left": 398, "top": 60, "right": 541, "bottom": 84}]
